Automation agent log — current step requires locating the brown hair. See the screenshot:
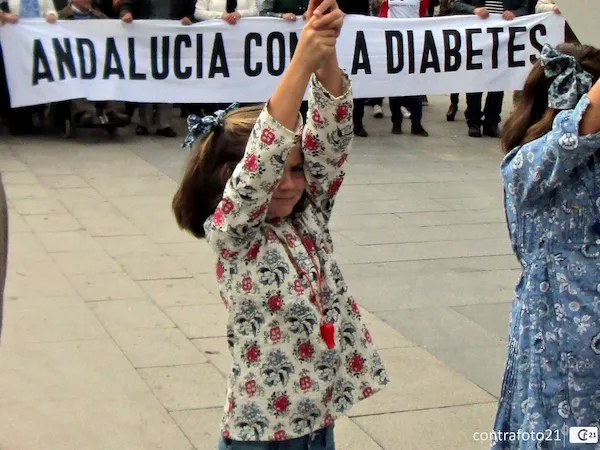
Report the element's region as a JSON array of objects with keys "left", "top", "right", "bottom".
[
  {"left": 502, "top": 43, "right": 600, "bottom": 154},
  {"left": 172, "top": 105, "right": 263, "bottom": 238}
]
